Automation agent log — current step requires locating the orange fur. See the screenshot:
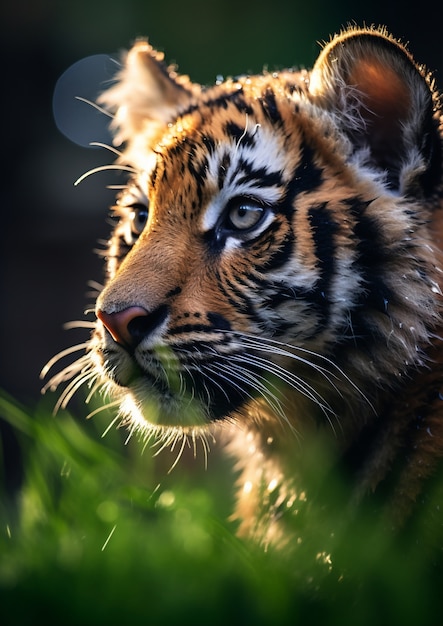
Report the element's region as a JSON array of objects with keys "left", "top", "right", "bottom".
[{"left": 45, "top": 27, "right": 443, "bottom": 547}]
